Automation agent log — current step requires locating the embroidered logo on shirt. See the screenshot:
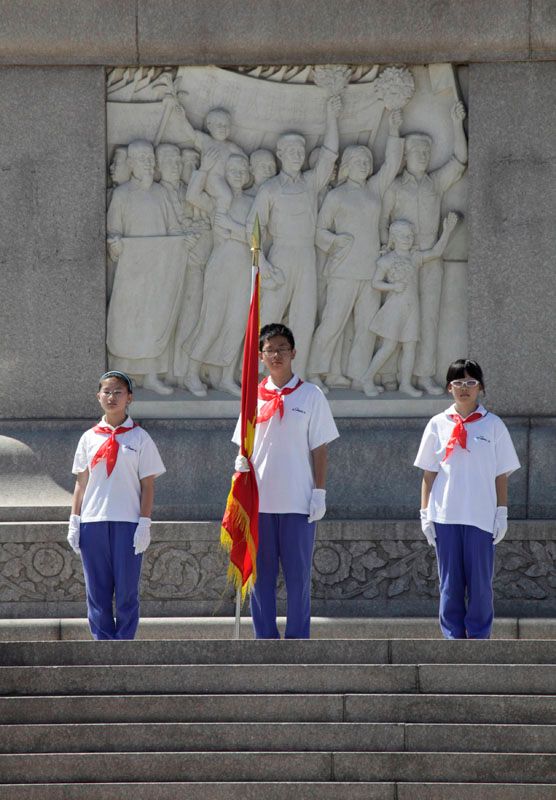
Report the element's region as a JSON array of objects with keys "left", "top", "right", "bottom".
[
  {"left": 121, "top": 445, "right": 137, "bottom": 452},
  {"left": 291, "top": 407, "right": 307, "bottom": 414},
  {"left": 473, "top": 435, "right": 491, "bottom": 444}
]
